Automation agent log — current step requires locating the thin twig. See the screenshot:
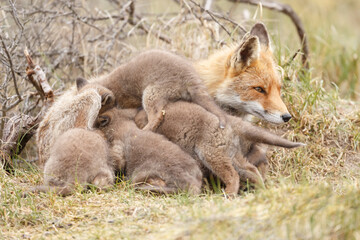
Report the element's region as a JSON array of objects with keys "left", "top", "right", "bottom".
[
  {"left": 24, "top": 48, "right": 54, "bottom": 102},
  {"left": 189, "top": 0, "right": 232, "bottom": 37},
  {"left": 177, "top": 0, "right": 247, "bottom": 34},
  {"left": 24, "top": 48, "right": 44, "bottom": 100},
  {"left": 283, "top": 49, "right": 301, "bottom": 67},
  {"left": 8, "top": 0, "right": 25, "bottom": 52},
  {"left": 0, "top": 34, "right": 22, "bottom": 102}
]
